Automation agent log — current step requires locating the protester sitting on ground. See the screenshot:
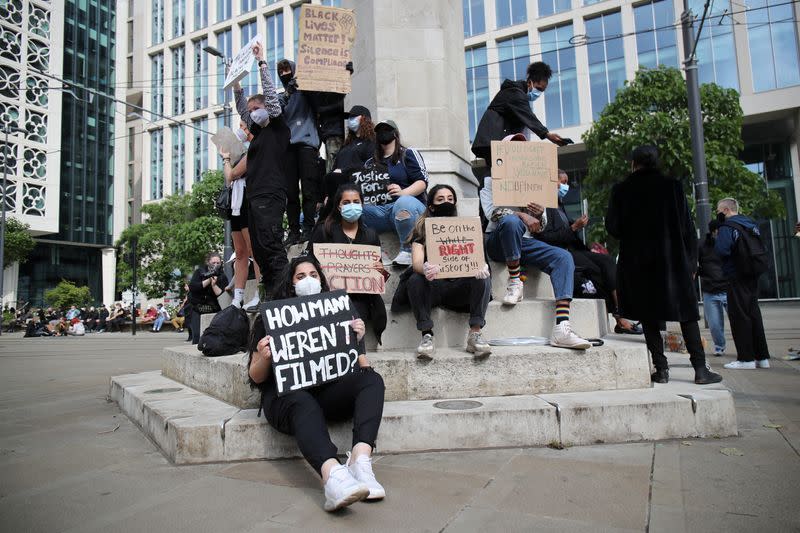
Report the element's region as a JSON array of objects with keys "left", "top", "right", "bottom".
[
  {"left": 605, "top": 145, "right": 722, "bottom": 385},
  {"left": 97, "top": 304, "right": 109, "bottom": 333},
  {"left": 698, "top": 220, "right": 730, "bottom": 356},
  {"left": 67, "top": 318, "right": 85, "bottom": 336},
  {"left": 152, "top": 303, "right": 169, "bottom": 332},
  {"left": 306, "top": 183, "right": 388, "bottom": 344},
  {"left": 140, "top": 305, "right": 157, "bottom": 326},
  {"left": 480, "top": 134, "right": 591, "bottom": 349},
  {"left": 538, "top": 169, "right": 641, "bottom": 335},
  {"left": 65, "top": 305, "right": 79, "bottom": 321},
  {"left": 362, "top": 121, "right": 428, "bottom": 266},
  {"left": 188, "top": 252, "right": 228, "bottom": 345},
  {"left": 391, "top": 184, "right": 492, "bottom": 359},
  {"left": 108, "top": 303, "right": 126, "bottom": 332},
  {"left": 714, "top": 198, "right": 771, "bottom": 370},
  {"left": 171, "top": 297, "right": 188, "bottom": 333},
  {"left": 247, "top": 255, "right": 386, "bottom": 512},
  {"left": 84, "top": 306, "right": 98, "bottom": 332}
]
